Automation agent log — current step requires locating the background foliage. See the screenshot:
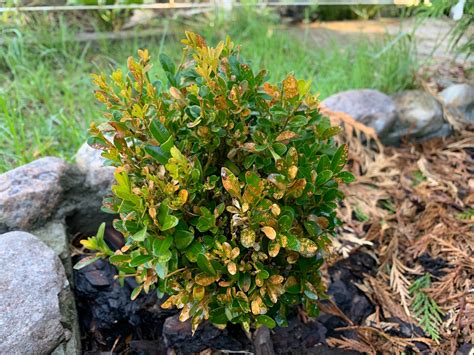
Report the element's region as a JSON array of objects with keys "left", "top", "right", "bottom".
[{"left": 0, "top": 9, "right": 419, "bottom": 172}]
